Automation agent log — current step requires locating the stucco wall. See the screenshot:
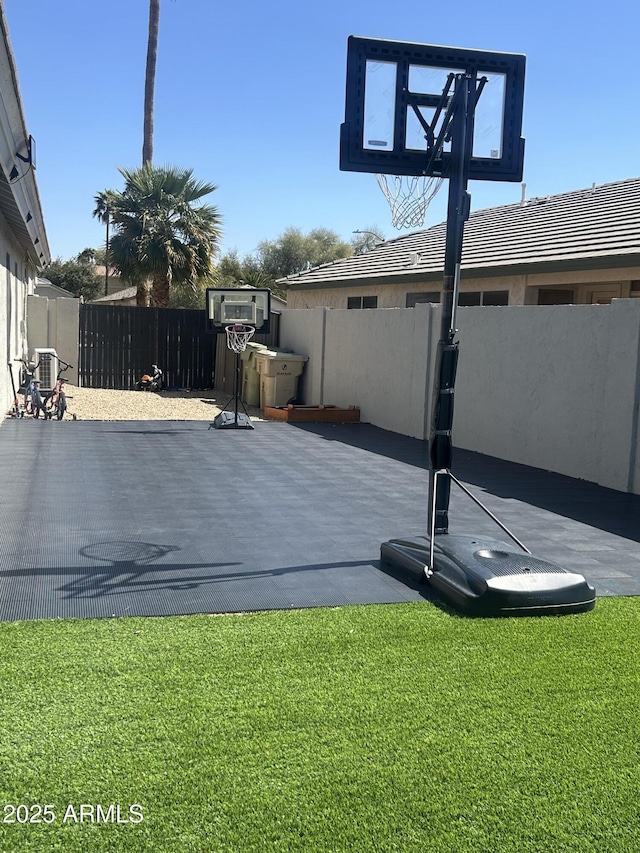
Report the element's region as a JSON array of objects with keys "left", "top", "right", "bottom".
[
  {"left": 280, "top": 304, "right": 438, "bottom": 436},
  {"left": 280, "top": 300, "right": 640, "bottom": 494},
  {"left": 27, "top": 295, "right": 80, "bottom": 385},
  {"left": 322, "top": 305, "right": 436, "bottom": 437},
  {"left": 277, "top": 307, "right": 325, "bottom": 404},
  {"left": 454, "top": 301, "right": 640, "bottom": 493}
]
